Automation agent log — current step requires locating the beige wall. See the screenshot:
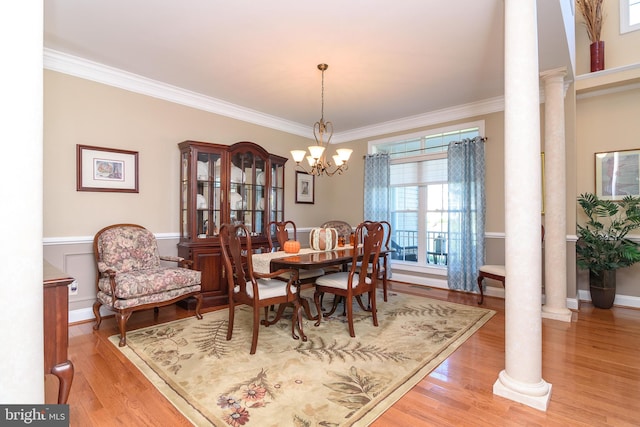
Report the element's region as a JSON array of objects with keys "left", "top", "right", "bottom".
[
  {"left": 43, "top": 69, "right": 511, "bottom": 237},
  {"left": 576, "top": 86, "right": 640, "bottom": 296},
  {"left": 44, "top": 70, "right": 514, "bottom": 310},
  {"left": 44, "top": 70, "right": 325, "bottom": 236},
  {"left": 573, "top": 0, "right": 640, "bottom": 300},
  {"left": 45, "top": 6, "right": 640, "bottom": 312}
]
